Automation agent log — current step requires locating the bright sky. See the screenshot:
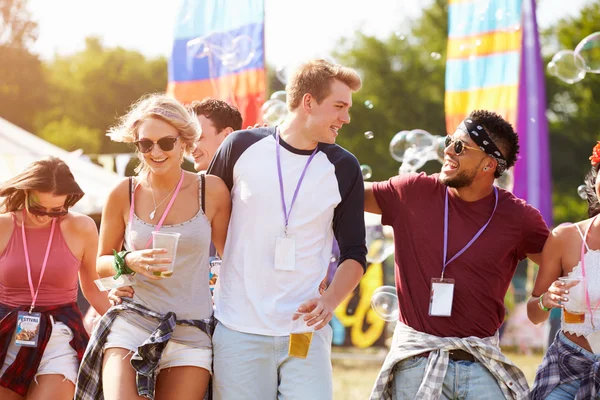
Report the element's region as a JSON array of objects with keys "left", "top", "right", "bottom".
[{"left": 29, "top": 0, "right": 591, "bottom": 67}]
